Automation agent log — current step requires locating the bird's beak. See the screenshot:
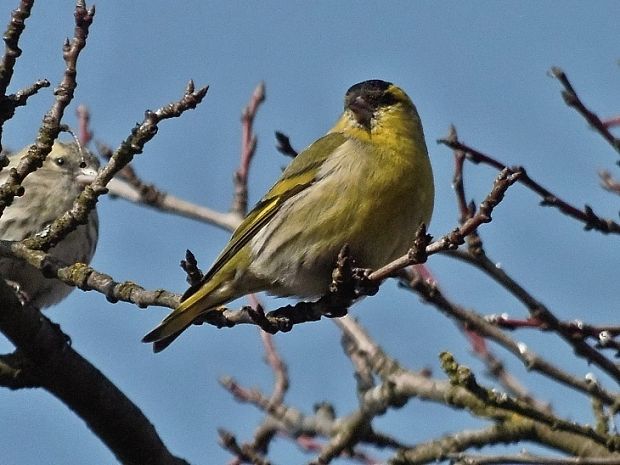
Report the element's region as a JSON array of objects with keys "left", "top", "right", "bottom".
[
  {"left": 348, "top": 95, "right": 373, "bottom": 129},
  {"left": 76, "top": 167, "right": 98, "bottom": 188}
]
